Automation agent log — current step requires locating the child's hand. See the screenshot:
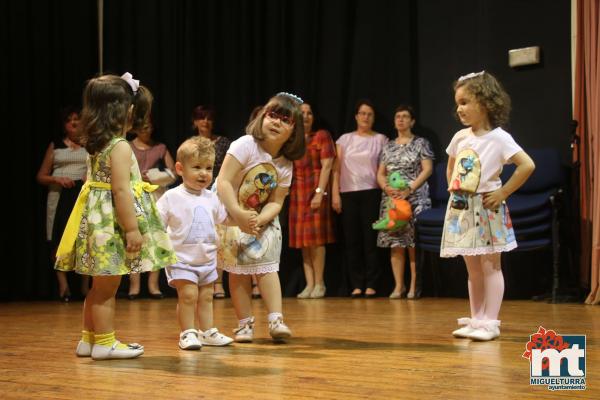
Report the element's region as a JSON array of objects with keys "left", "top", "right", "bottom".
[
  {"left": 482, "top": 189, "right": 506, "bottom": 210},
  {"left": 236, "top": 209, "right": 259, "bottom": 234},
  {"left": 125, "top": 229, "right": 144, "bottom": 253}
]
